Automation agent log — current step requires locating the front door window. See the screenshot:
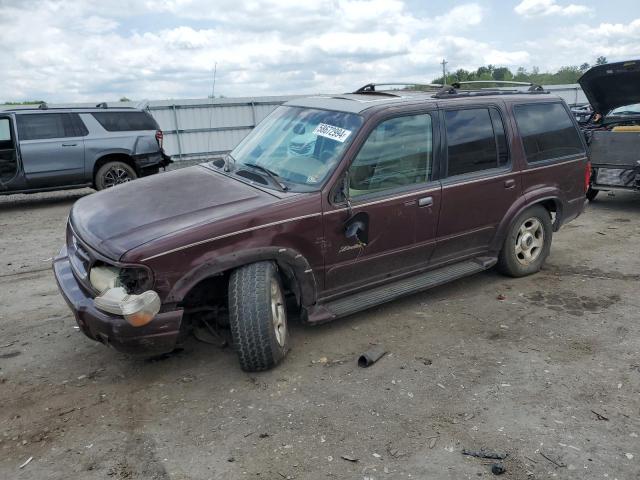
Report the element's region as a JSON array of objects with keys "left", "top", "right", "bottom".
[{"left": 349, "top": 113, "right": 433, "bottom": 197}]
